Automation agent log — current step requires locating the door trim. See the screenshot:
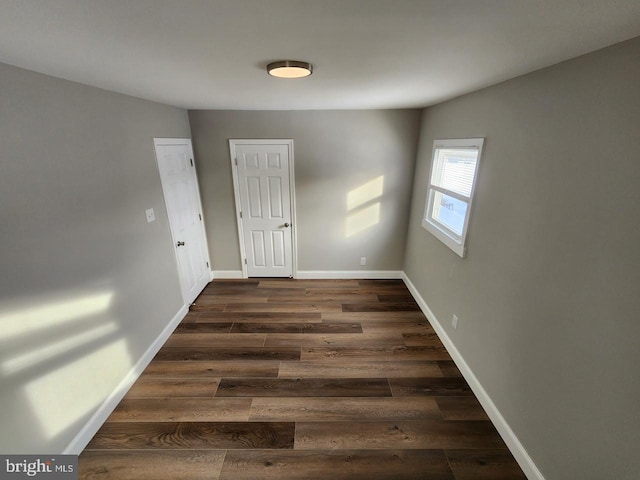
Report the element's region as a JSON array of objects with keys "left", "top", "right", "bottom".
[
  {"left": 229, "top": 139, "right": 298, "bottom": 279},
  {"left": 153, "top": 137, "right": 213, "bottom": 303}
]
